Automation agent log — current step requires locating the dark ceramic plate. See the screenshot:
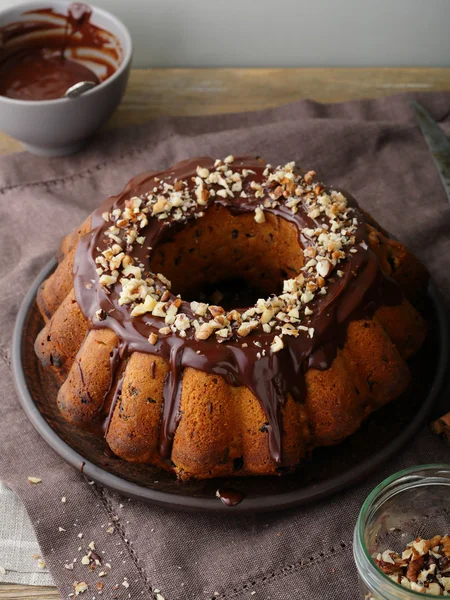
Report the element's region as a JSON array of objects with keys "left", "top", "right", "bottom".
[{"left": 12, "top": 259, "right": 449, "bottom": 513}]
